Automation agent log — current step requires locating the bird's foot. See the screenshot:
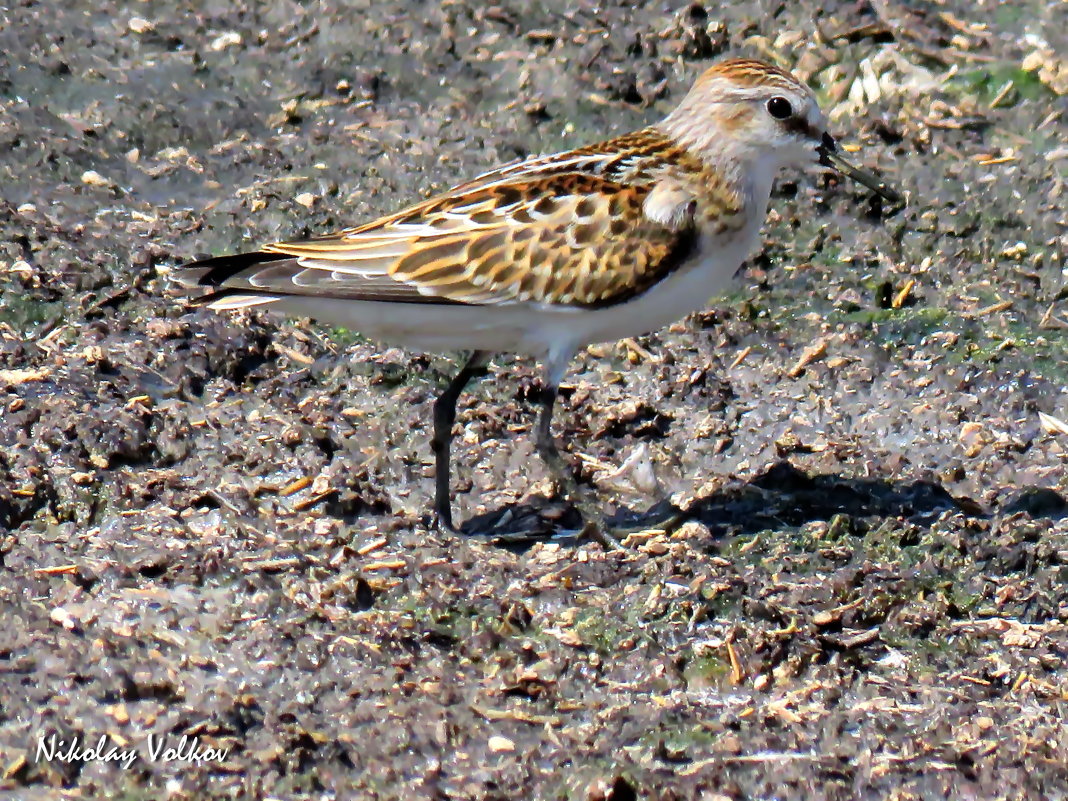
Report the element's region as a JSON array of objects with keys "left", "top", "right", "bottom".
[
  {"left": 438, "top": 501, "right": 562, "bottom": 545},
  {"left": 604, "top": 499, "right": 689, "bottom": 539},
  {"left": 434, "top": 497, "right": 688, "bottom": 551},
  {"left": 574, "top": 501, "right": 688, "bottom": 550}
]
